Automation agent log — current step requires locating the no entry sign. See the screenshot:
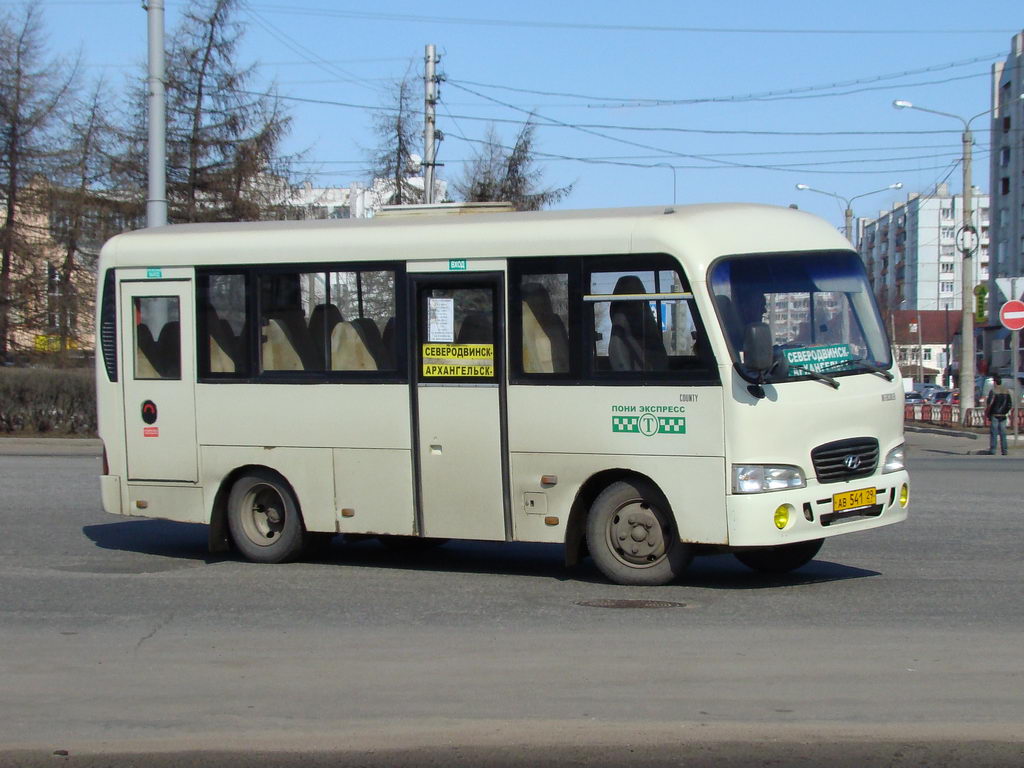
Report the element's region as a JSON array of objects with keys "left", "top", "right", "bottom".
[{"left": 1000, "top": 299, "right": 1024, "bottom": 331}]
